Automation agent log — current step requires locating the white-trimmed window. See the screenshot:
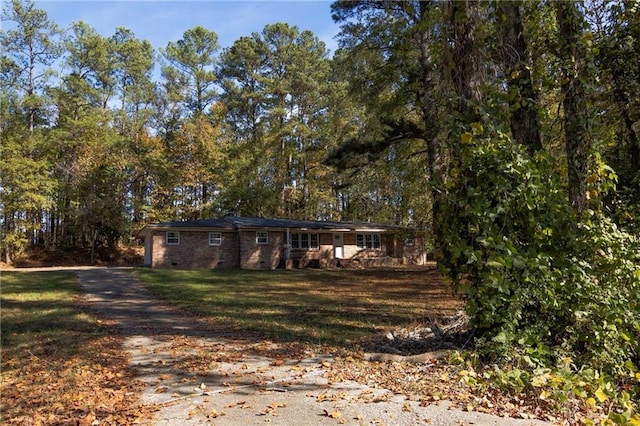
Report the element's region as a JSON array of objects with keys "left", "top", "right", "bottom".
[
  {"left": 256, "top": 231, "right": 268, "bottom": 245},
  {"left": 356, "top": 233, "right": 381, "bottom": 249},
  {"left": 166, "top": 231, "right": 180, "bottom": 245},
  {"left": 290, "top": 233, "right": 319, "bottom": 249},
  {"left": 208, "top": 232, "right": 222, "bottom": 246}
]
